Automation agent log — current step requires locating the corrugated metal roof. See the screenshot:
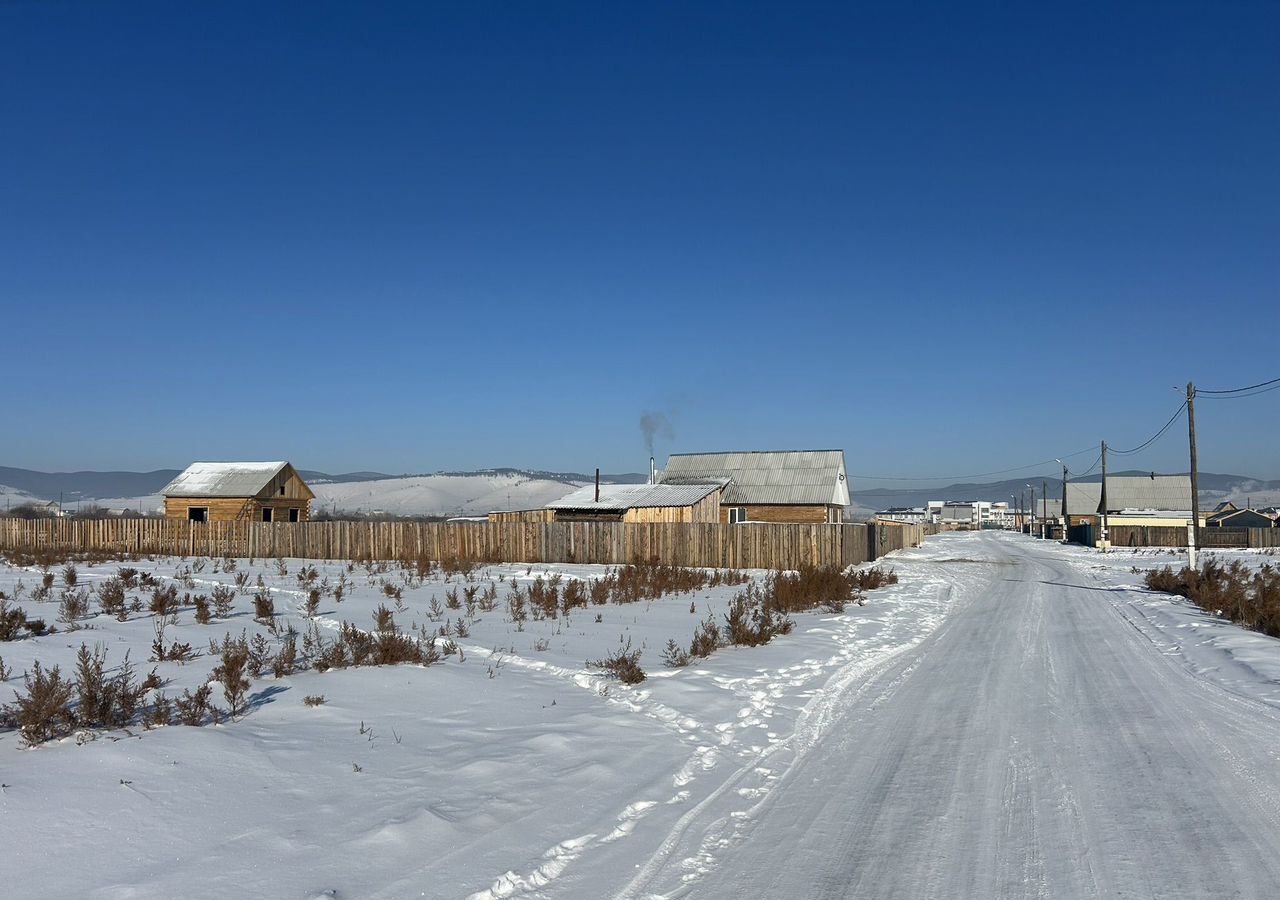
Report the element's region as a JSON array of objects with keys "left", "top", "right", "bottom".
[
  {"left": 1101, "top": 475, "right": 1193, "bottom": 512},
  {"left": 162, "top": 462, "right": 290, "bottom": 498},
  {"left": 1065, "top": 482, "right": 1102, "bottom": 515},
  {"left": 546, "top": 482, "right": 722, "bottom": 511},
  {"left": 661, "top": 450, "right": 850, "bottom": 507}
]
